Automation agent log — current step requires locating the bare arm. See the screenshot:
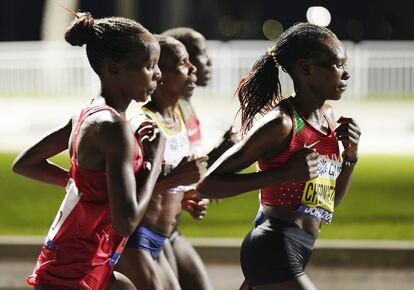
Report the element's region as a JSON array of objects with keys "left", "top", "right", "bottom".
[
  {"left": 334, "top": 116, "right": 361, "bottom": 207},
  {"left": 323, "top": 104, "right": 361, "bottom": 207},
  {"left": 207, "top": 126, "right": 240, "bottom": 166},
  {"left": 12, "top": 118, "right": 72, "bottom": 187},
  {"left": 103, "top": 117, "right": 139, "bottom": 237},
  {"left": 197, "top": 111, "right": 319, "bottom": 199},
  {"left": 103, "top": 117, "right": 163, "bottom": 237},
  {"left": 133, "top": 116, "right": 208, "bottom": 194},
  {"left": 152, "top": 155, "right": 208, "bottom": 194}
]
